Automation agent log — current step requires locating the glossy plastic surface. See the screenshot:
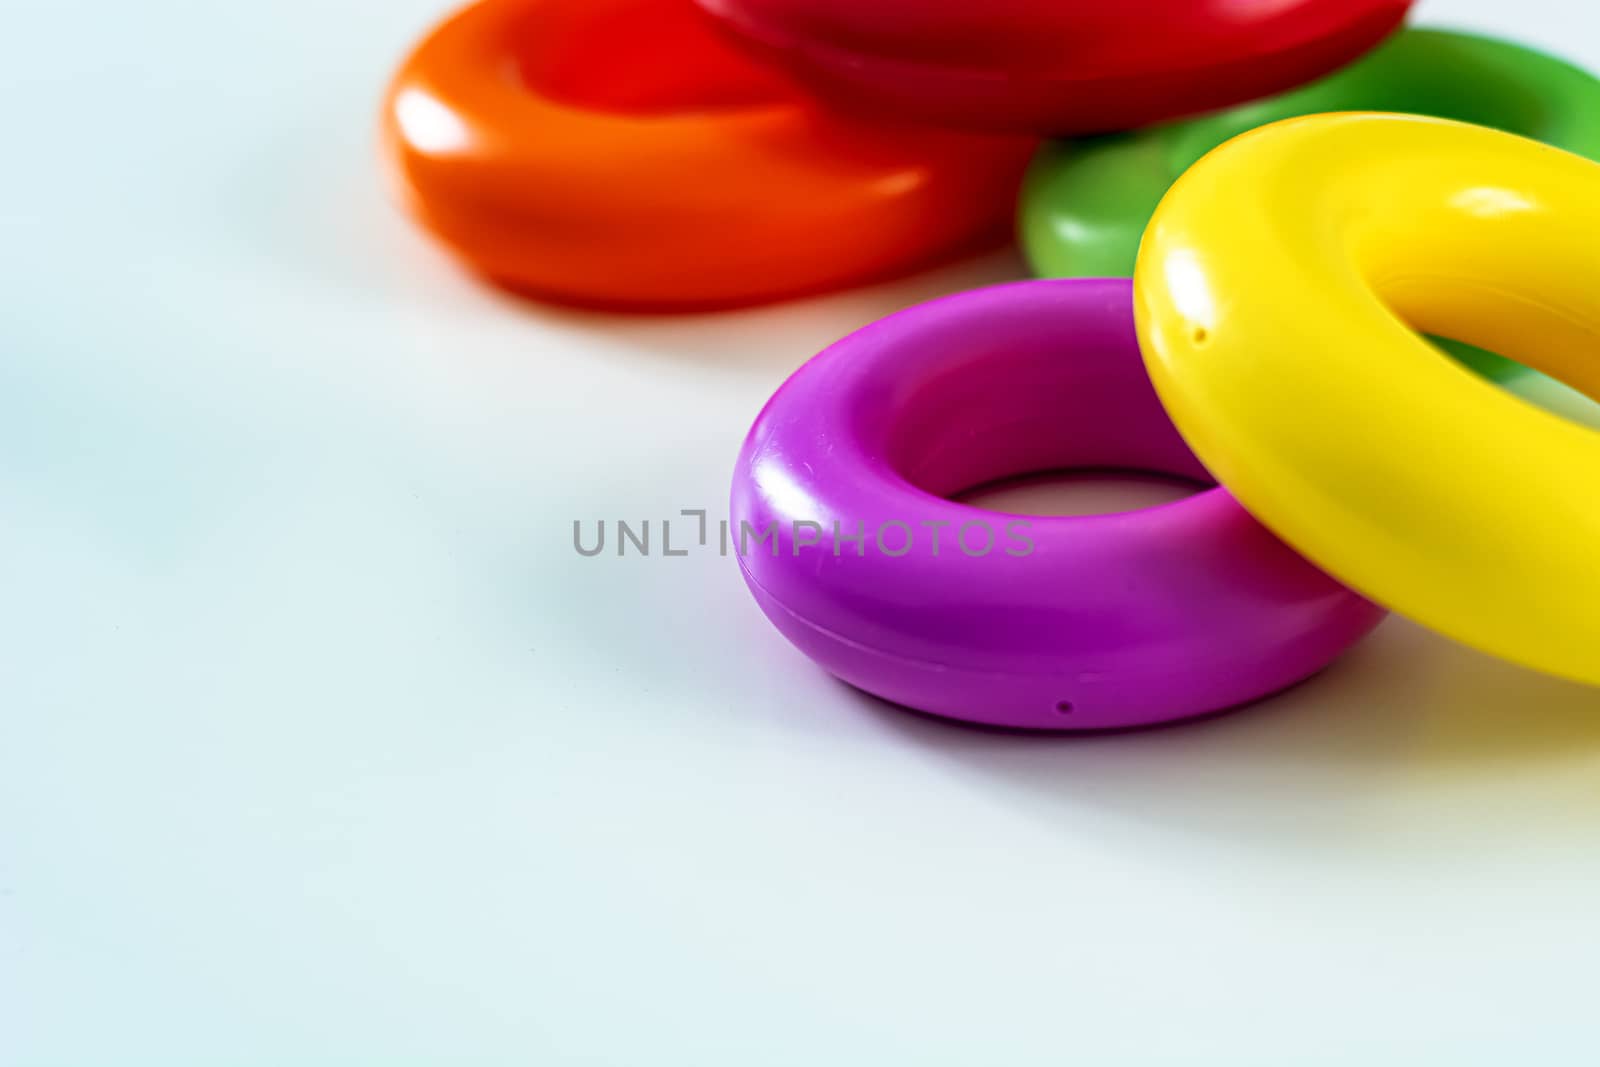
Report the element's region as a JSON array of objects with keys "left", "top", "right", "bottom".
[
  {"left": 1136, "top": 113, "right": 1600, "bottom": 687},
  {"left": 1024, "top": 28, "right": 1600, "bottom": 384},
  {"left": 382, "top": 0, "right": 1035, "bottom": 310},
  {"left": 1024, "top": 29, "right": 1600, "bottom": 279},
  {"left": 731, "top": 279, "right": 1385, "bottom": 731},
  {"left": 695, "top": 0, "right": 1412, "bottom": 134}
]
